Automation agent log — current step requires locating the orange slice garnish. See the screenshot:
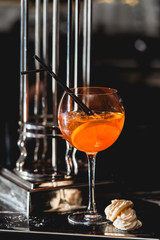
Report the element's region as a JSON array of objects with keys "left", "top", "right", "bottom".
[{"left": 71, "top": 120, "right": 120, "bottom": 153}]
